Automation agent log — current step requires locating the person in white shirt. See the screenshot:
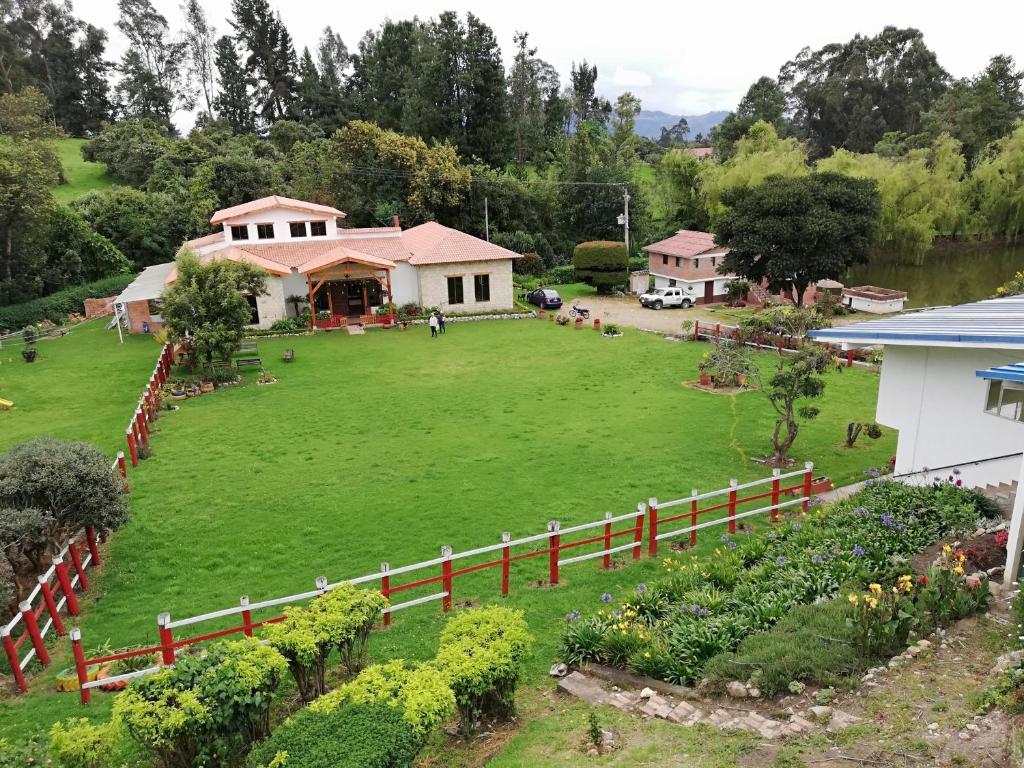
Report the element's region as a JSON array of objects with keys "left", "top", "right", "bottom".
[{"left": 428, "top": 312, "right": 439, "bottom": 337}]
